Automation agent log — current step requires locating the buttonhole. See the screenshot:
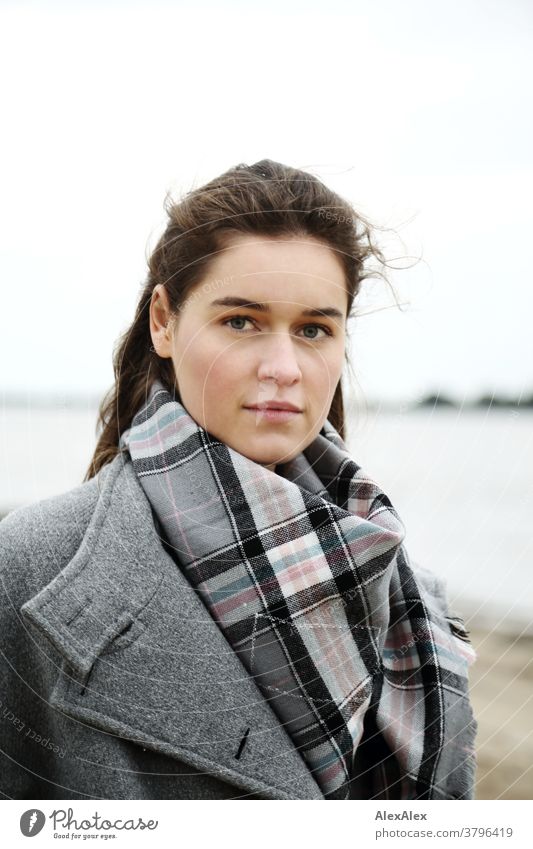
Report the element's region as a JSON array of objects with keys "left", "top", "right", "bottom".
[{"left": 235, "top": 726, "right": 251, "bottom": 760}]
